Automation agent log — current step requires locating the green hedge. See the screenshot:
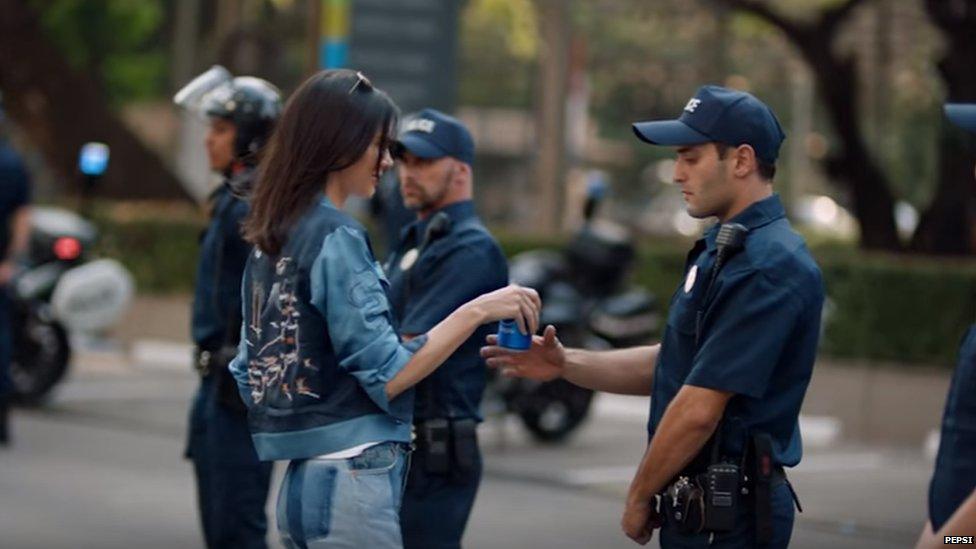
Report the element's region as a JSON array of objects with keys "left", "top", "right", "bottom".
[
  {"left": 91, "top": 204, "right": 205, "bottom": 294},
  {"left": 500, "top": 238, "right": 976, "bottom": 367},
  {"left": 89, "top": 211, "right": 976, "bottom": 366},
  {"left": 817, "top": 255, "right": 976, "bottom": 366}
]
